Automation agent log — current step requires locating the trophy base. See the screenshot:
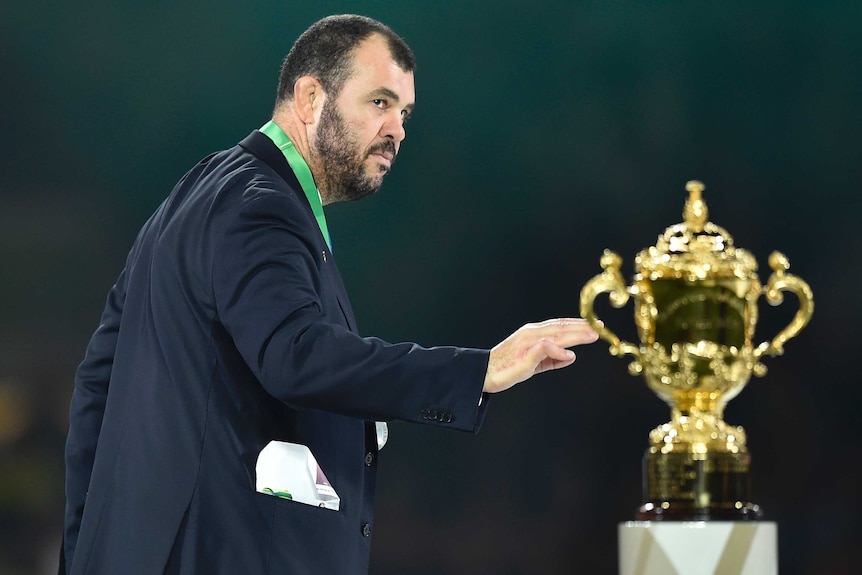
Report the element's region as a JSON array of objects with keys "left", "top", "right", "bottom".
[
  {"left": 619, "top": 521, "right": 777, "bottom": 575},
  {"left": 636, "top": 501, "right": 763, "bottom": 521},
  {"left": 642, "top": 449, "right": 761, "bottom": 520}
]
